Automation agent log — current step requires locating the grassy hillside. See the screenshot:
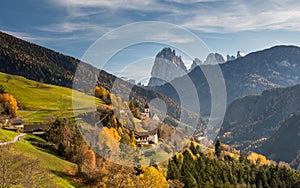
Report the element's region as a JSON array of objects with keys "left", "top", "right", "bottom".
[
  {"left": 0, "top": 73, "right": 102, "bottom": 187},
  {"left": 0, "top": 128, "right": 18, "bottom": 142},
  {"left": 0, "top": 72, "right": 103, "bottom": 123},
  {"left": 0, "top": 129, "right": 78, "bottom": 187}
]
